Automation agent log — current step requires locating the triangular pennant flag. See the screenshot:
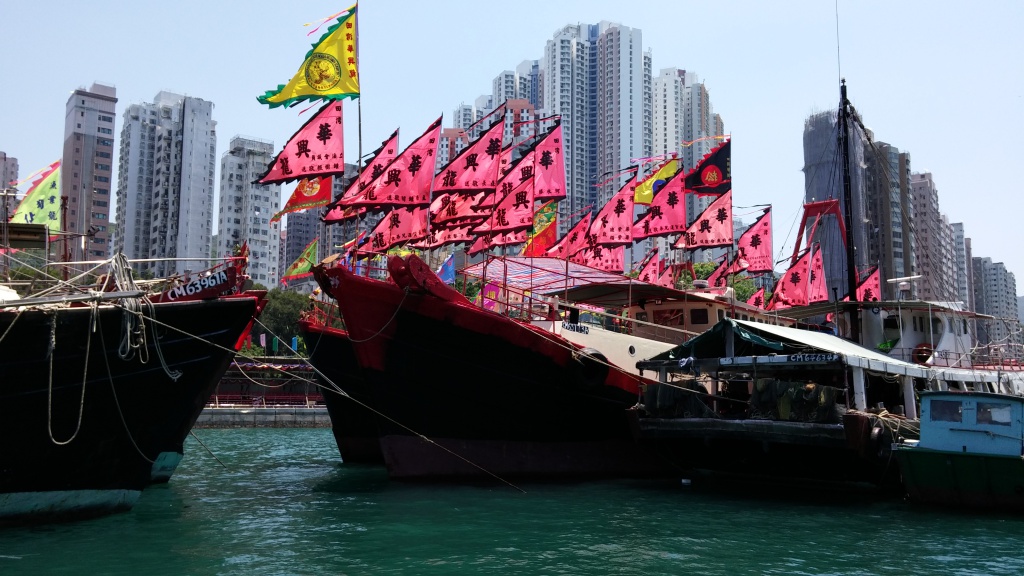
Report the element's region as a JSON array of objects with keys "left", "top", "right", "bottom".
[
  {"left": 521, "top": 201, "right": 559, "bottom": 257},
  {"left": 674, "top": 190, "right": 733, "bottom": 250},
  {"left": 546, "top": 213, "right": 591, "bottom": 260},
  {"left": 411, "top": 224, "right": 476, "bottom": 250},
  {"left": 342, "top": 116, "right": 442, "bottom": 208},
  {"left": 432, "top": 118, "right": 505, "bottom": 193},
  {"left": 365, "top": 206, "right": 429, "bottom": 252},
  {"left": 683, "top": 138, "right": 730, "bottom": 195},
  {"left": 533, "top": 122, "right": 567, "bottom": 201},
  {"left": 746, "top": 287, "right": 766, "bottom": 309},
  {"left": 809, "top": 246, "right": 828, "bottom": 303},
  {"left": 281, "top": 237, "right": 319, "bottom": 283},
  {"left": 257, "top": 102, "right": 344, "bottom": 185},
  {"left": 634, "top": 157, "right": 677, "bottom": 205},
  {"left": 272, "top": 176, "right": 332, "bottom": 223},
  {"left": 589, "top": 170, "right": 637, "bottom": 247},
  {"left": 11, "top": 161, "right": 61, "bottom": 234},
  {"left": 632, "top": 170, "right": 687, "bottom": 240},
  {"left": 258, "top": 5, "right": 359, "bottom": 108},
  {"left": 332, "top": 128, "right": 400, "bottom": 208},
  {"left": 736, "top": 208, "right": 773, "bottom": 273}
]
